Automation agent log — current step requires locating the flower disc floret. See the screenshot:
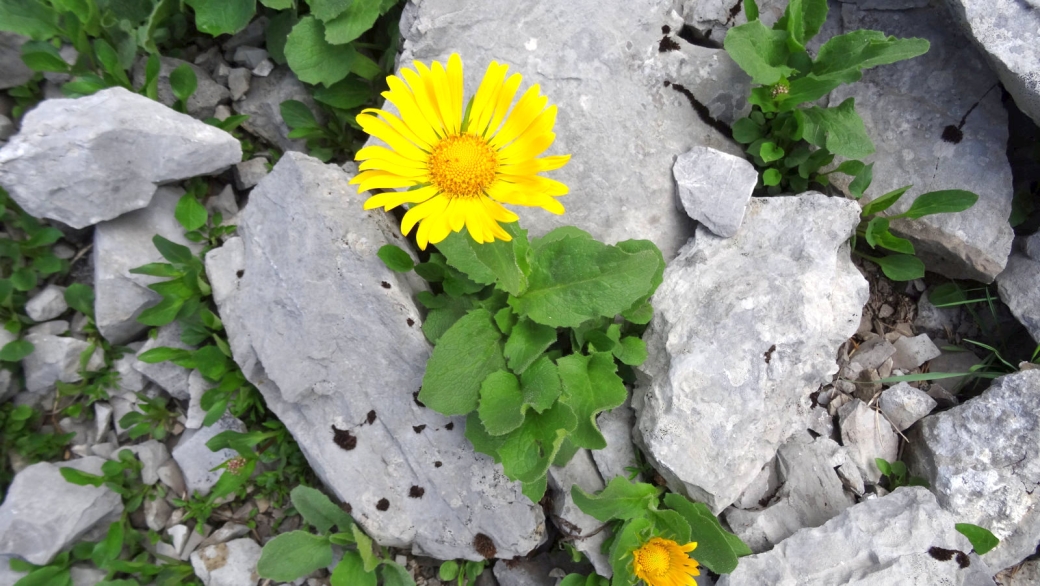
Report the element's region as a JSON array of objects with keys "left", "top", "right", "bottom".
[
  {"left": 429, "top": 133, "right": 498, "bottom": 198},
  {"left": 632, "top": 537, "right": 700, "bottom": 586}
]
